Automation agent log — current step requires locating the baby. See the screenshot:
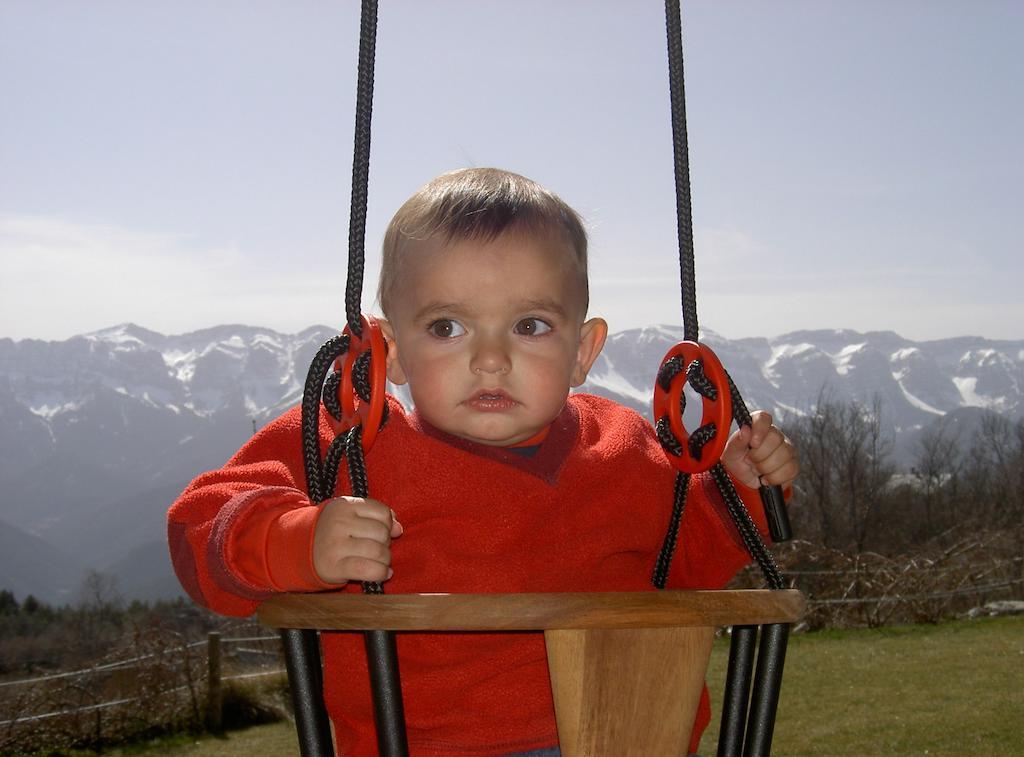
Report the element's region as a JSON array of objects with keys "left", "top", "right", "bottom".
[{"left": 168, "top": 167, "right": 799, "bottom": 756}]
